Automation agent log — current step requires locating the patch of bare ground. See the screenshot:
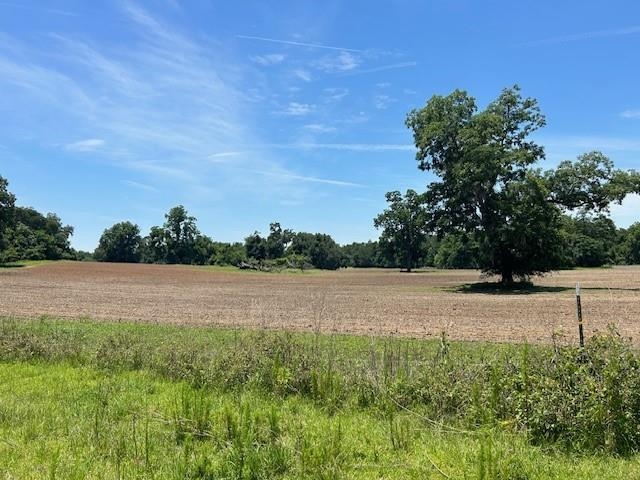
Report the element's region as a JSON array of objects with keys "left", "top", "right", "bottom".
[{"left": 1, "top": 261, "right": 639, "bottom": 344}]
